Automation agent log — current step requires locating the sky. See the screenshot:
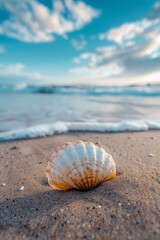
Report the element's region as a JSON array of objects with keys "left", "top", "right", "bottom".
[{"left": 0, "top": 0, "right": 160, "bottom": 86}]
